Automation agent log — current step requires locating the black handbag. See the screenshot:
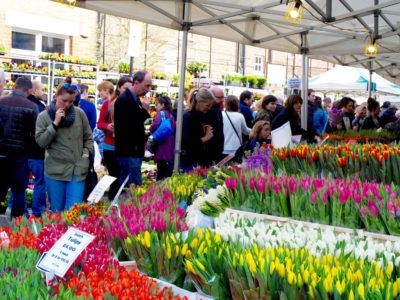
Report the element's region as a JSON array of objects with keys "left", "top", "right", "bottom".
[
  {"left": 146, "top": 137, "right": 158, "bottom": 154},
  {"left": 84, "top": 151, "right": 98, "bottom": 199}
]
